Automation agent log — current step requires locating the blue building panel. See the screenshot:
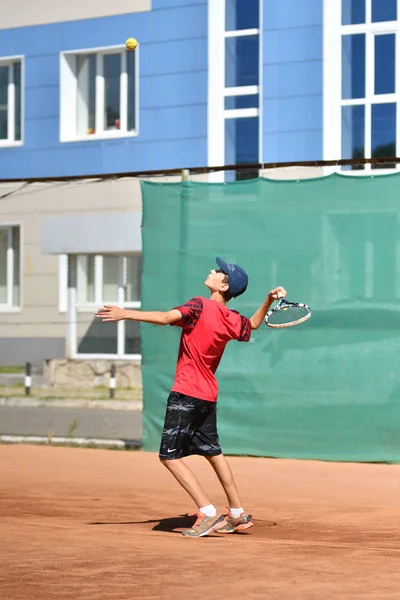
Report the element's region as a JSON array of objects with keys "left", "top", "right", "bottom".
[
  {"left": 0, "top": 135, "right": 208, "bottom": 180},
  {"left": 263, "top": 129, "right": 323, "bottom": 163},
  {"left": 24, "top": 118, "right": 59, "bottom": 149},
  {"left": 263, "top": 61, "right": 323, "bottom": 99},
  {"left": 24, "top": 55, "right": 59, "bottom": 88},
  {"left": 0, "top": 3, "right": 208, "bottom": 179},
  {"left": 25, "top": 87, "right": 59, "bottom": 121},
  {"left": 262, "top": 0, "right": 324, "bottom": 163},
  {"left": 140, "top": 105, "right": 207, "bottom": 141},
  {"left": 0, "top": 0, "right": 328, "bottom": 177},
  {"left": 141, "top": 71, "right": 207, "bottom": 108},
  {"left": 140, "top": 38, "right": 208, "bottom": 77},
  {"left": 263, "top": 96, "right": 323, "bottom": 133},
  {"left": 264, "top": 0, "right": 324, "bottom": 29},
  {"left": 263, "top": 26, "right": 323, "bottom": 65}
]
